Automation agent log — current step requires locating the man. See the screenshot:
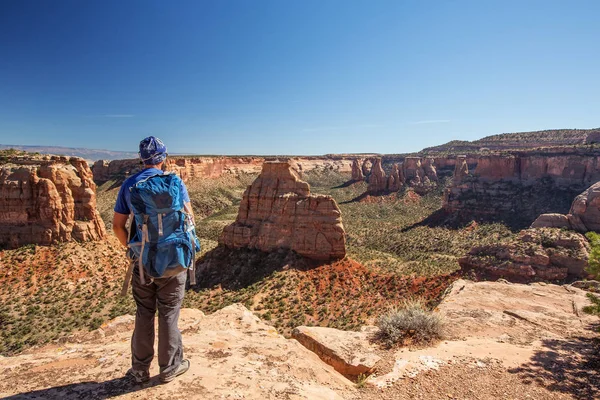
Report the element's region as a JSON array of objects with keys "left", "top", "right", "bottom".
[{"left": 113, "top": 136, "right": 193, "bottom": 384}]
